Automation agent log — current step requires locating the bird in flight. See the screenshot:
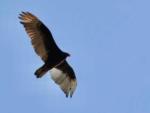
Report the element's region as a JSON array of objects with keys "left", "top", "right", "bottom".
[{"left": 19, "top": 12, "right": 77, "bottom": 97}]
